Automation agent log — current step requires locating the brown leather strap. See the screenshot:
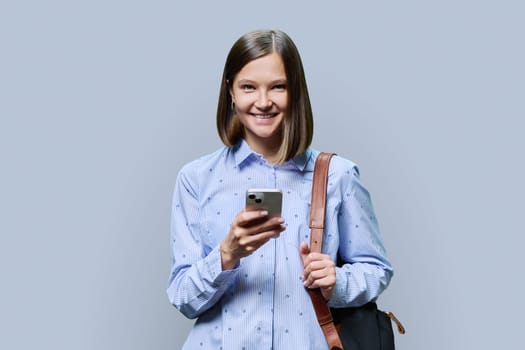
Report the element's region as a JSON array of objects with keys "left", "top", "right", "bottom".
[
  {"left": 307, "top": 152, "right": 344, "bottom": 350},
  {"left": 385, "top": 311, "right": 406, "bottom": 334},
  {"left": 309, "top": 152, "right": 335, "bottom": 253},
  {"left": 308, "top": 289, "right": 343, "bottom": 350},
  {"left": 309, "top": 153, "right": 334, "bottom": 253}
]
